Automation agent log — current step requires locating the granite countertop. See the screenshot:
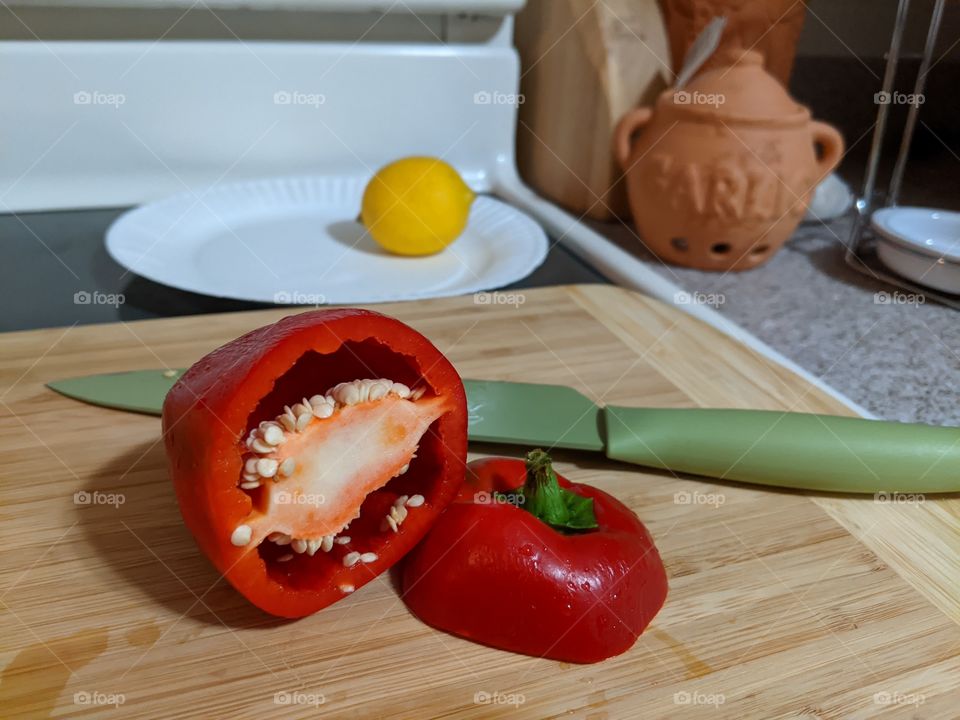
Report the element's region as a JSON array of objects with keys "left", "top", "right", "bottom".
[
  {"left": 592, "top": 216, "right": 959, "bottom": 426},
  {"left": 3, "top": 206, "right": 956, "bottom": 427}
]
